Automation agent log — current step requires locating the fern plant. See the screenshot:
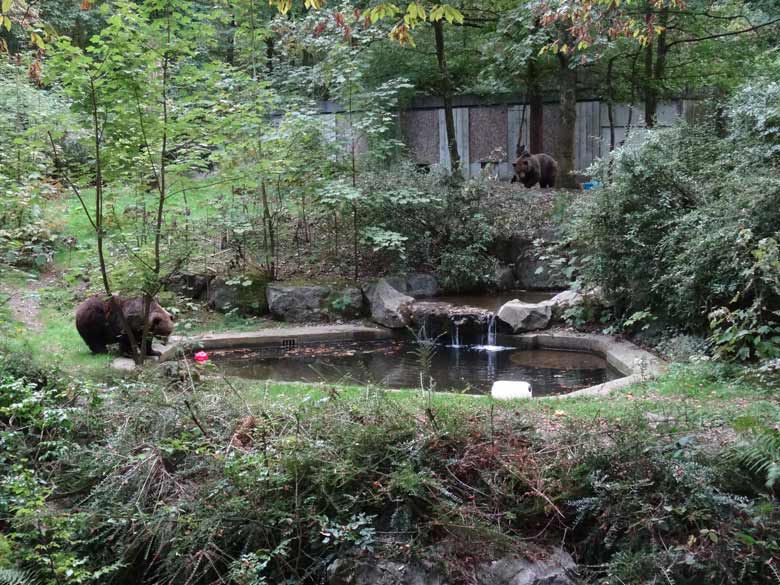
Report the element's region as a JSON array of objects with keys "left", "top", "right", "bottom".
[
  {"left": 0, "top": 568, "right": 40, "bottom": 585},
  {"left": 733, "top": 428, "right": 780, "bottom": 489}
]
